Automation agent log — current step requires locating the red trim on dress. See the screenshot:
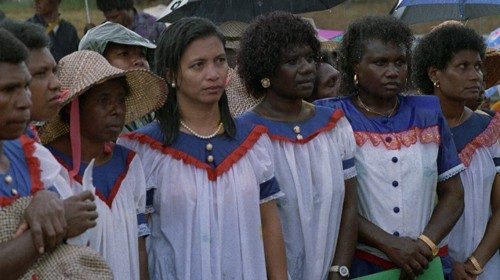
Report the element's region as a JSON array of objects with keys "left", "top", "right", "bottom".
[
  {"left": 122, "top": 125, "right": 268, "bottom": 181},
  {"left": 0, "top": 136, "right": 44, "bottom": 207},
  {"left": 459, "top": 113, "right": 500, "bottom": 167},
  {"left": 354, "top": 125, "right": 441, "bottom": 150},
  {"left": 355, "top": 246, "right": 449, "bottom": 269},
  {"left": 267, "top": 109, "right": 345, "bottom": 144}
]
